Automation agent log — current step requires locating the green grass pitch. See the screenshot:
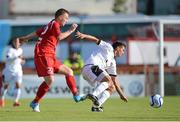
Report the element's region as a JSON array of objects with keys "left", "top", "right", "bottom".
[{"left": 0, "top": 96, "right": 179, "bottom": 121}]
